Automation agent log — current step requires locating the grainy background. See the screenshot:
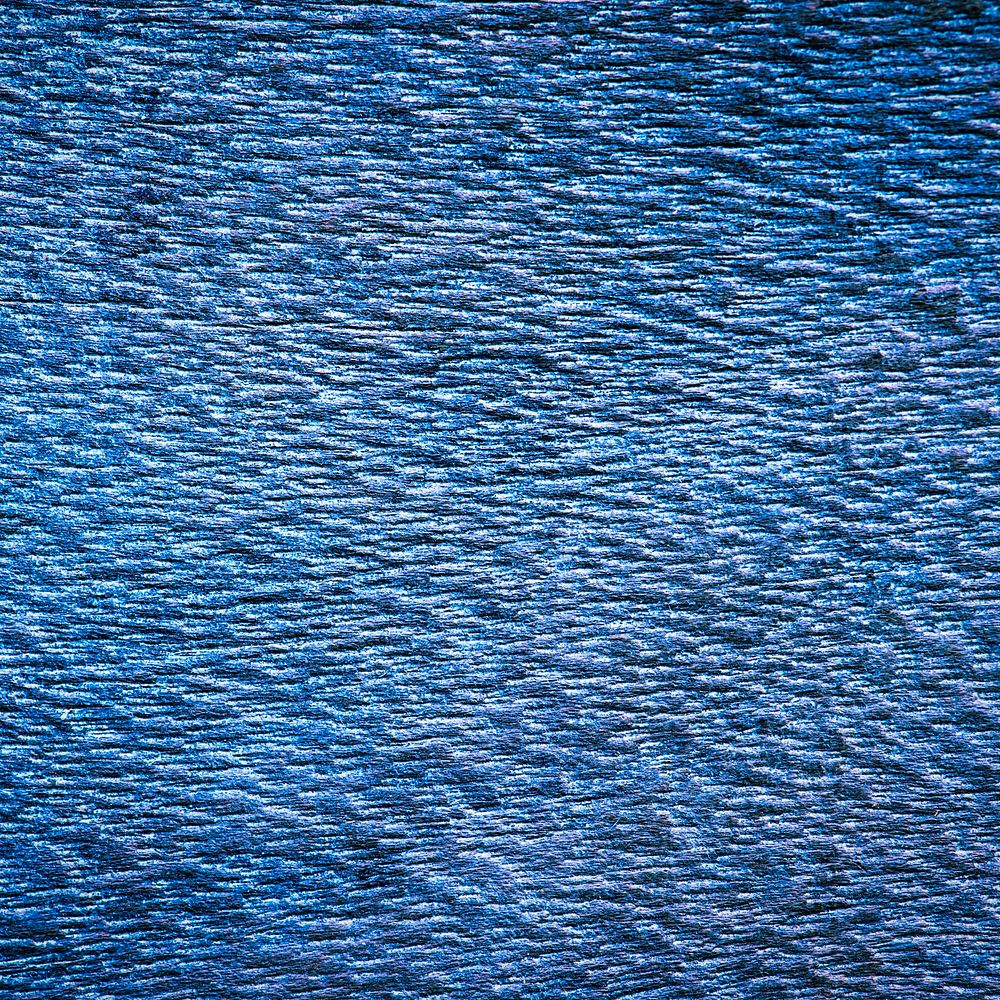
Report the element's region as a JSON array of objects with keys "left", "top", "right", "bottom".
[{"left": 1, "top": 2, "right": 999, "bottom": 997}]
